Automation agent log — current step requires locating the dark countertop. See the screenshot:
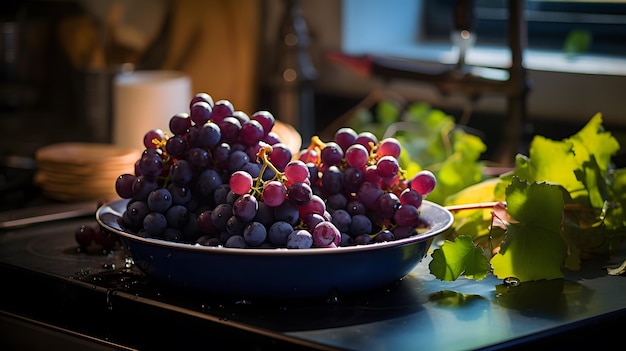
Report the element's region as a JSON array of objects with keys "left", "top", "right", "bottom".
[{"left": 0, "top": 211, "right": 625, "bottom": 351}]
